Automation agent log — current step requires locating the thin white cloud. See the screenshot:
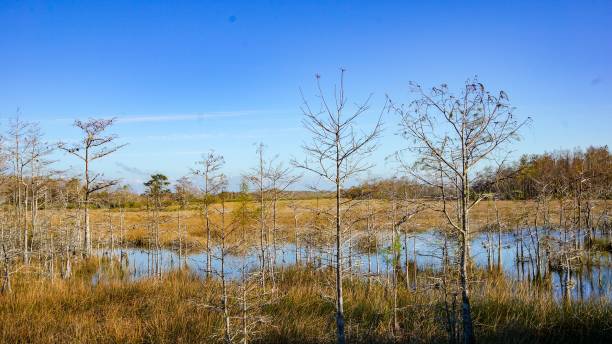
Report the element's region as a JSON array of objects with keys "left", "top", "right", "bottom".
[
  {"left": 115, "top": 162, "right": 151, "bottom": 176},
  {"left": 115, "top": 111, "right": 256, "bottom": 123},
  {"left": 44, "top": 110, "right": 271, "bottom": 123},
  {"left": 139, "top": 133, "right": 221, "bottom": 141},
  {"left": 126, "top": 127, "right": 300, "bottom": 142}
]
